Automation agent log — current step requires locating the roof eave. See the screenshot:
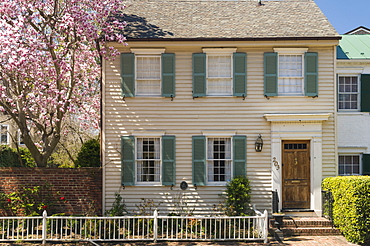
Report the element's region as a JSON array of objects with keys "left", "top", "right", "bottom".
[{"left": 125, "top": 36, "right": 342, "bottom": 42}]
